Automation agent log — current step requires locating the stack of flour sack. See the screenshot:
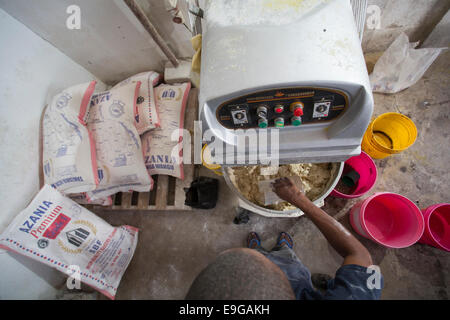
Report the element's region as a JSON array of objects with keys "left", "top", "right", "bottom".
[{"left": 43, "top": 71, "right": 191, "bottom": 205}]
